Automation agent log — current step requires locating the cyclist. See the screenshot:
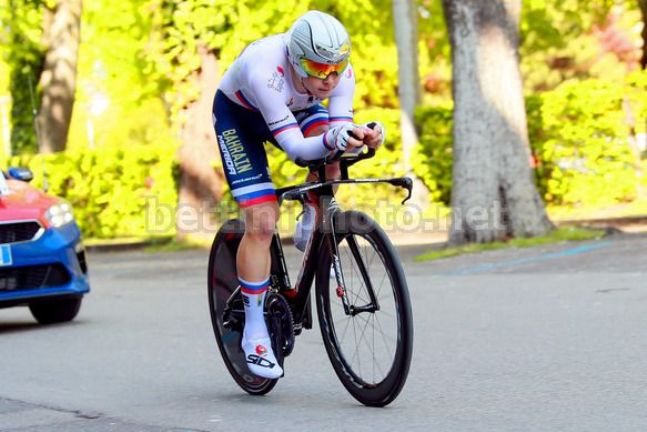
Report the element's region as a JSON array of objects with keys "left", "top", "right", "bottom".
[{"left": 212, "top": 10, "right": 385, "bottom": 379}]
